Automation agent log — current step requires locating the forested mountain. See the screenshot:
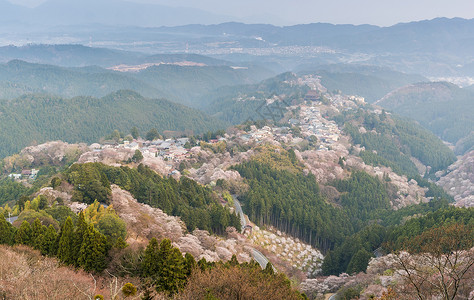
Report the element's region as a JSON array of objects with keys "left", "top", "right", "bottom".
[
  {"left": 376, "top": 81, "right": 474, "bottom": 152},
  {"left": 202, "top": 72, "right": 308, "bottom": 124},
  {"left": 0, "top": 90, "right": 225, "bottom": 158},
  {"left": 132, "top": 64, "right": 274, "bottom": 107},
  {"left": 297, "top": 64, "right": 426, "bottom": 102},
  {"left": 231, "top": 144, "right": 459, "bottom": 277},
  {"left": 0, "top": 9, "right": 473, "bottom": 299},
  {"left": 0, "top": 59, "right": 274, "bottom": 108},
  {"left": 0, "top": 60, "right": 164, "bottom": 99}
]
